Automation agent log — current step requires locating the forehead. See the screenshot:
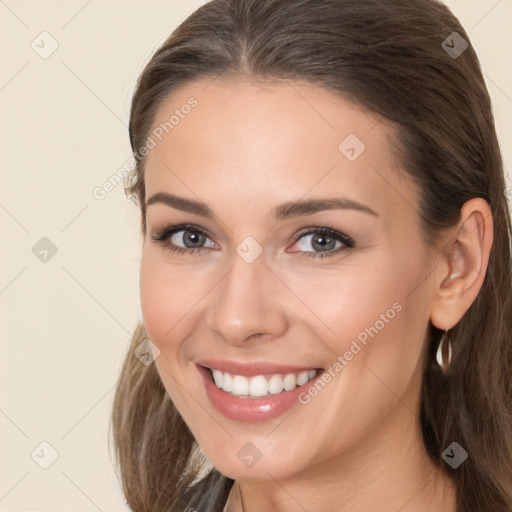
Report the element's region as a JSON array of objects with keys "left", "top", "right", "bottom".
[{"left": 143, "top": 78, "right": 416, "bottom": 222}]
